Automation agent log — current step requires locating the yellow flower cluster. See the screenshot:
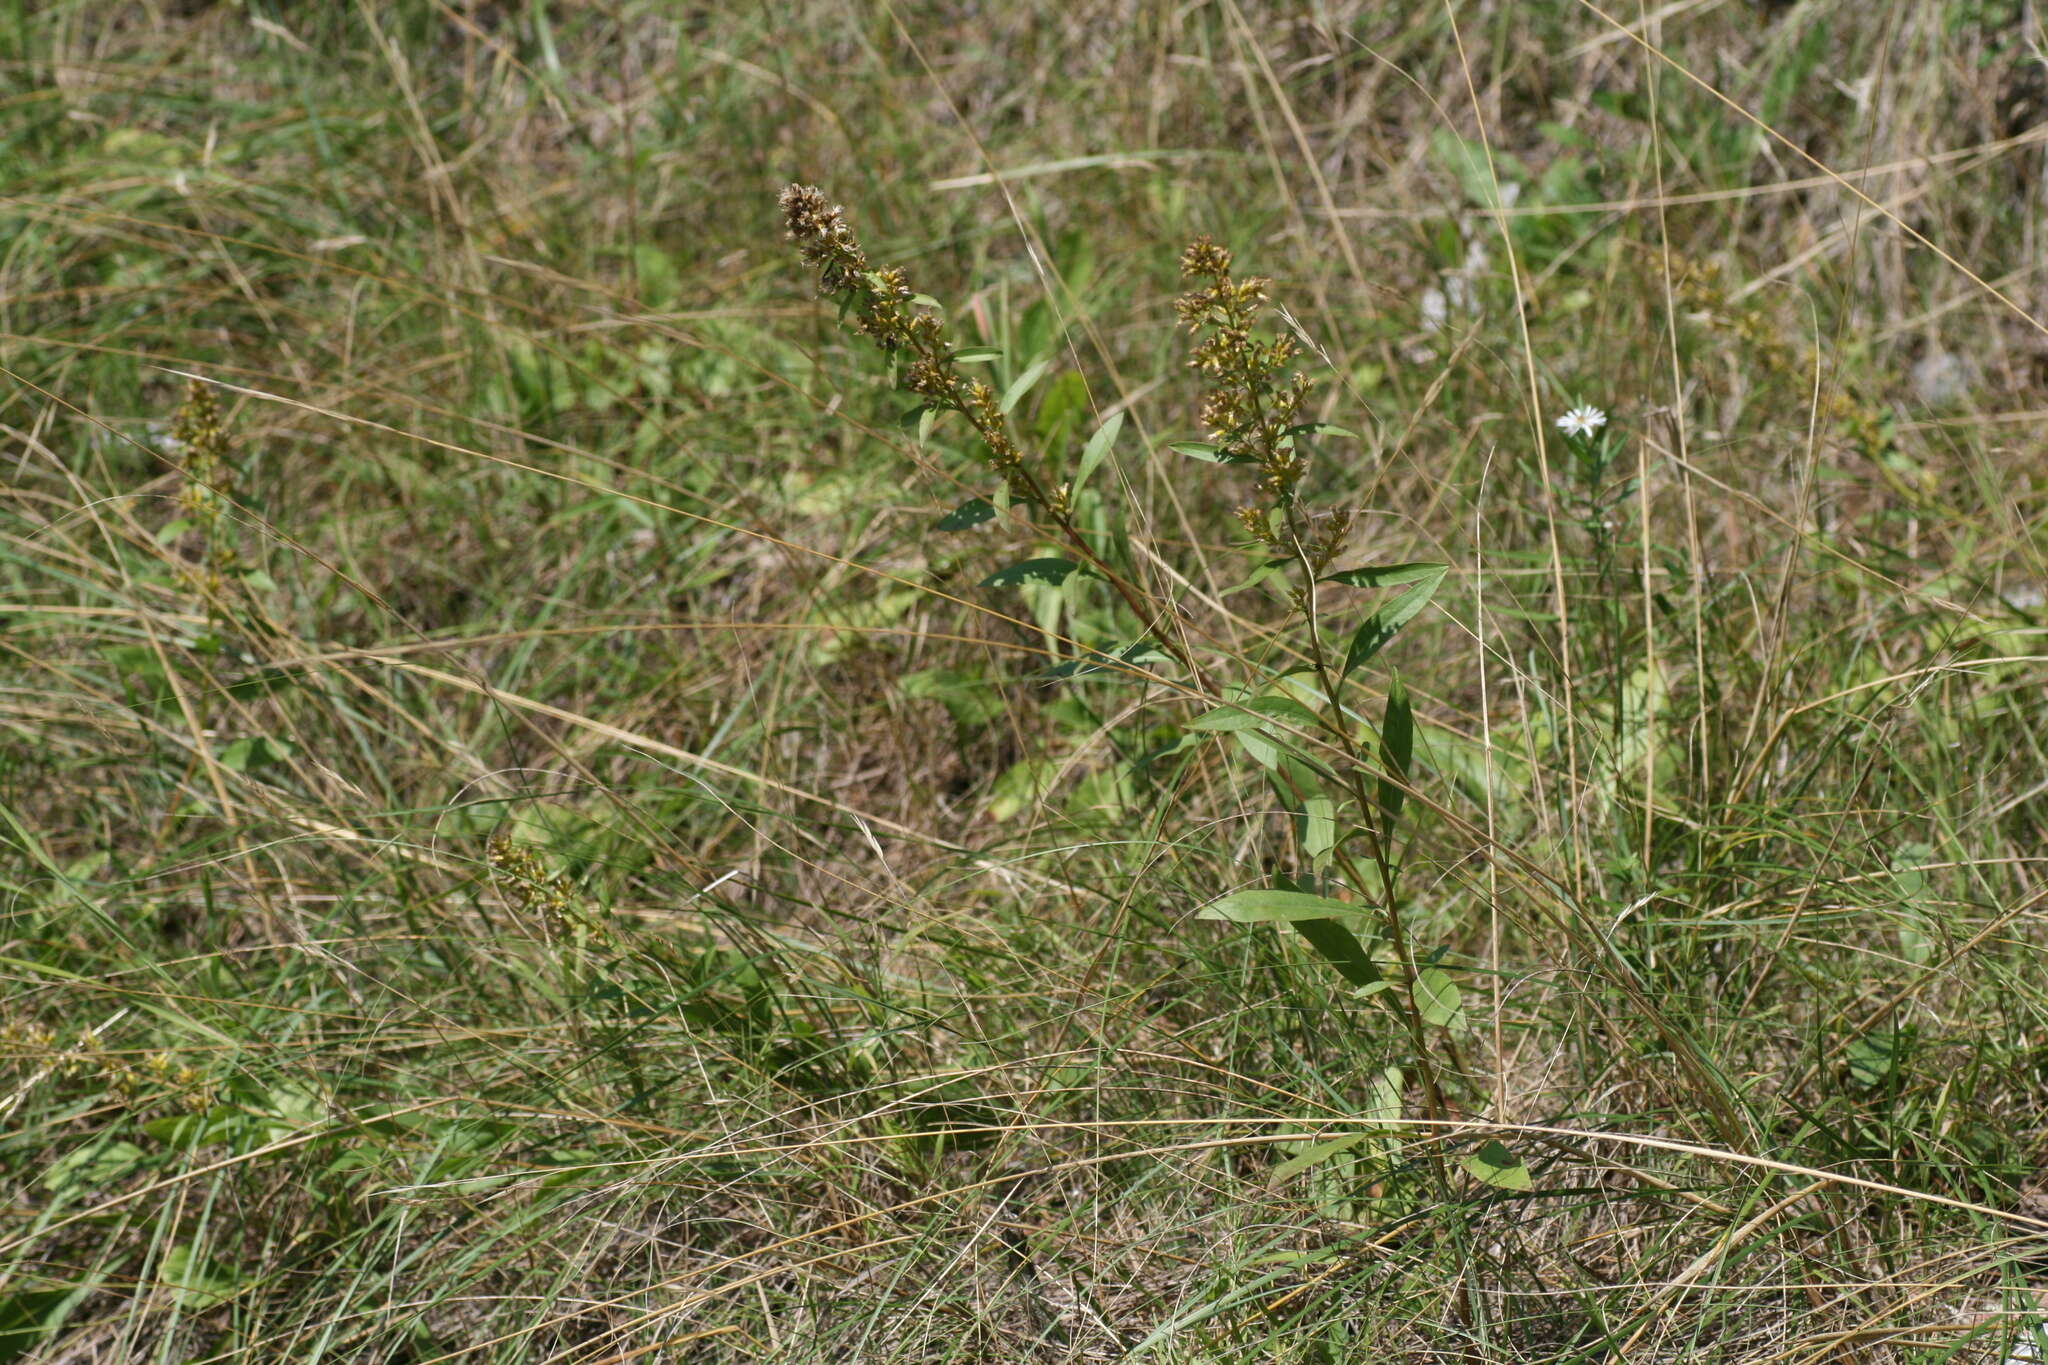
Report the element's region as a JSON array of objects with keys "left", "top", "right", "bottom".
[
  {"left": 488, "top": 836, "right": 608, "bottom": 945},
  {"left": 1675, "top": 257, "right": 1891, "bottom": 458},
  {"left": 1175, "top": 236, "right": 1315, "bottom": 503},
  {"left": 1, "top": 1019, "right": 211, "bottom": 1112},
  {"left": 779, "top": 184, "right": 1034, "bottom": 504},
  {"left": 169, "top": 381, "right": 241, "bottom": 600}
]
